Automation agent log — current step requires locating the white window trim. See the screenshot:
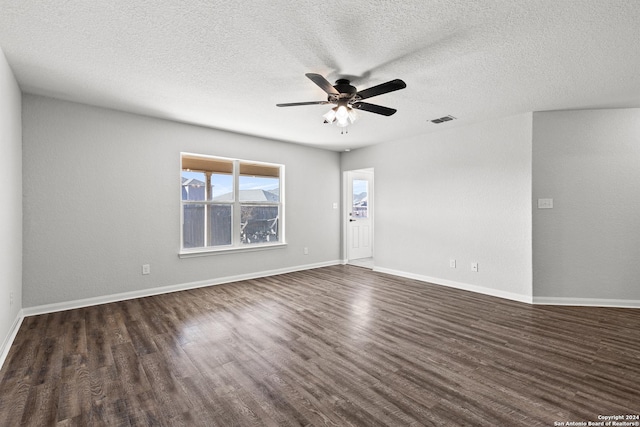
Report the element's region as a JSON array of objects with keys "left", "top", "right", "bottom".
[
  {"left": 179, "top": 241, "right": 287, "bottom": 258},
  {"left": 179, "top": 152, "right": 285, "bottom": 256}
]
